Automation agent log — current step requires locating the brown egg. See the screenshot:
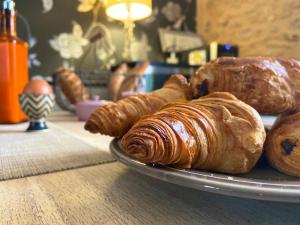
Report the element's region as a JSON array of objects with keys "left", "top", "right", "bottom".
[{"left": 23, "top": 79, "right": 53, "bottom": 95}]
